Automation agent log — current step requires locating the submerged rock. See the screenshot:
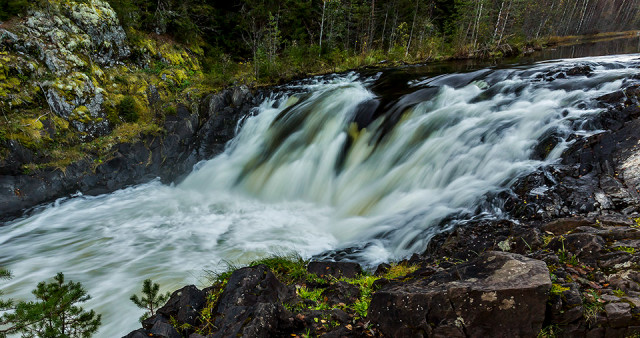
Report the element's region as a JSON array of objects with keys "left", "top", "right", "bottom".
[{"left": 368, "top": 251, "right": 551, "bottom": 337}]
